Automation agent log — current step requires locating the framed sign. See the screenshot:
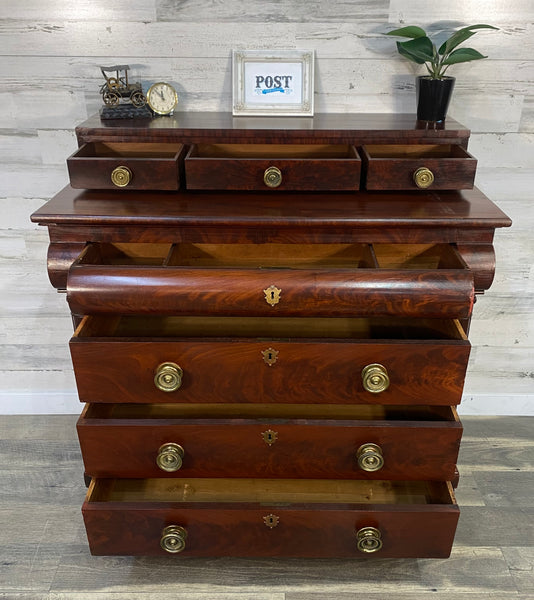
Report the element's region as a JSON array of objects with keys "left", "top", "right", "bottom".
[{"left": 232, "top": 50, "right": 314, "bottom": 117}]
